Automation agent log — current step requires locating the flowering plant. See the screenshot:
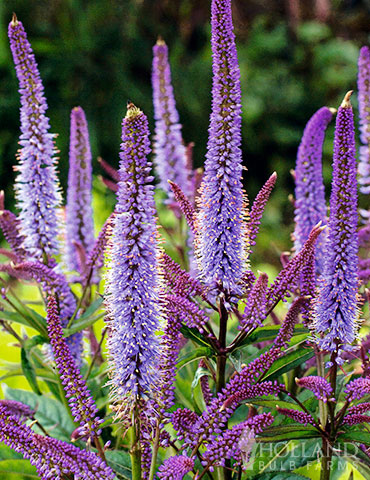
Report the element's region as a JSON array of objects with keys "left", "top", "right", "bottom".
[{"left": 1, "top": 1, "right": 370, "bottom": 479}]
